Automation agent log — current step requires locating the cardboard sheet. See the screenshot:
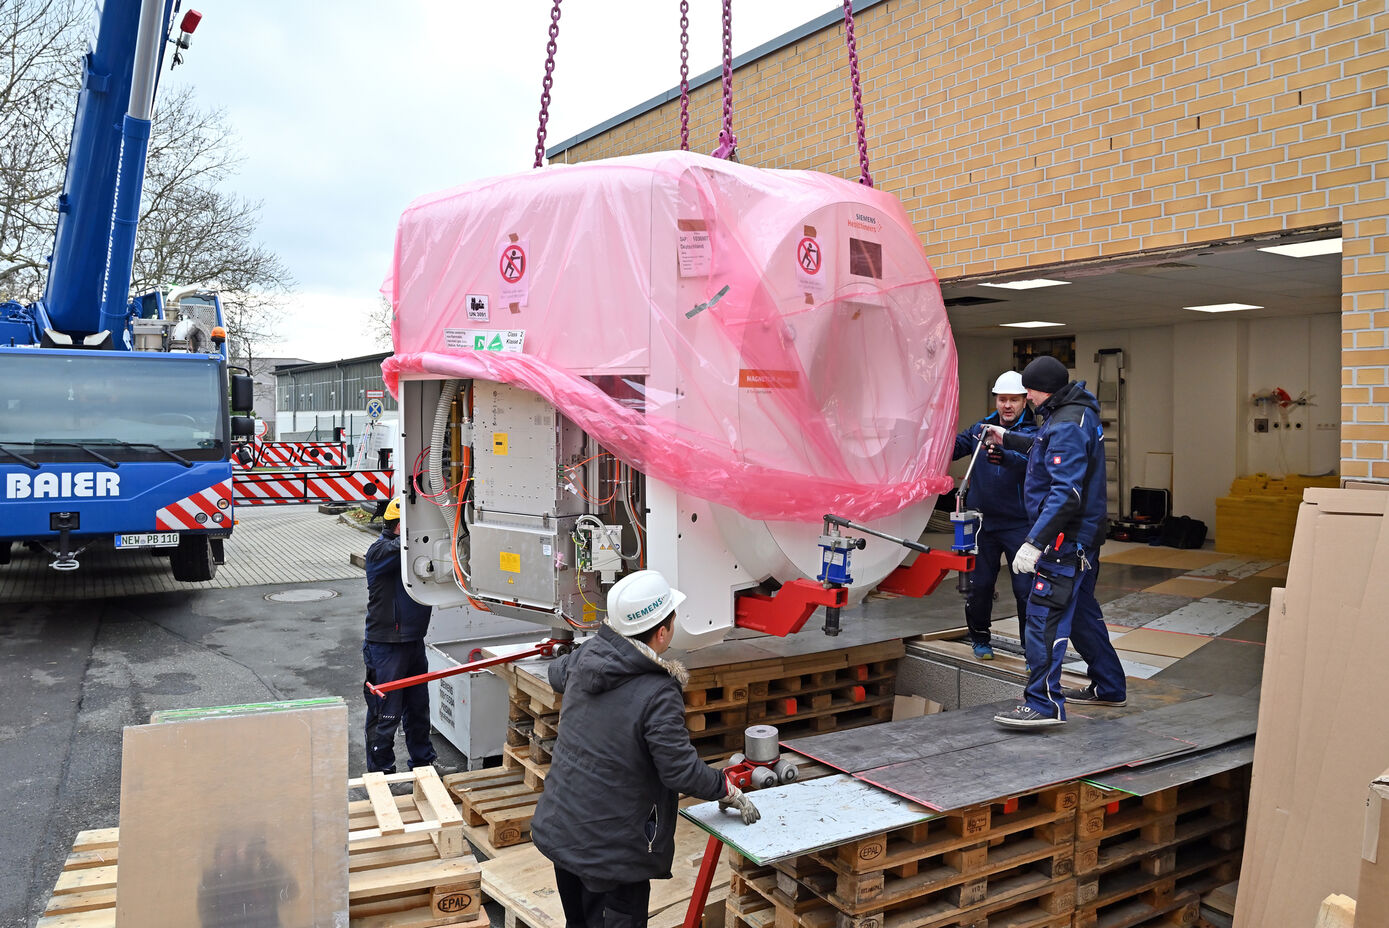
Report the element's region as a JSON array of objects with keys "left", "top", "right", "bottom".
[
  {"left": 1101, "top": 547, "right": 1231, "bottom": 569},
  {"left": 1142, "top": 576, "right": 1235, "bottom": 598},
  {"left": 1144, "top": 598, "right": 1265, "bottom": 637},
  {"left": 1110, "top": 626, "right": 1212, "bottom": 659},
  {"left": 1234, "top": 492, "right": 1389, "bottom": 928},
  {"left": 116, "top": 698, "right": 349, "bottom": 928}
]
